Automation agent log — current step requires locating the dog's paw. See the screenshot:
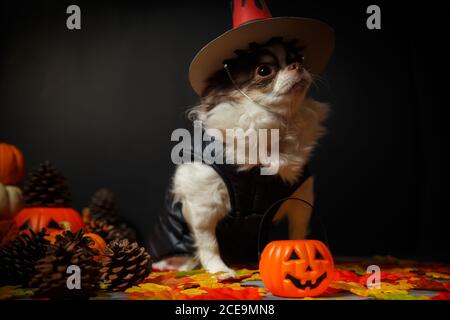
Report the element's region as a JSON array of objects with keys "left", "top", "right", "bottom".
[
  {"left": 207, "top": 266, "right": 236, "bottom": 279},
  {"left": 213, "top": 270, "right": 236, "bottom": 280},
  {"left": 152, "top": 256, "right": 199, "bottom": 271}
]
